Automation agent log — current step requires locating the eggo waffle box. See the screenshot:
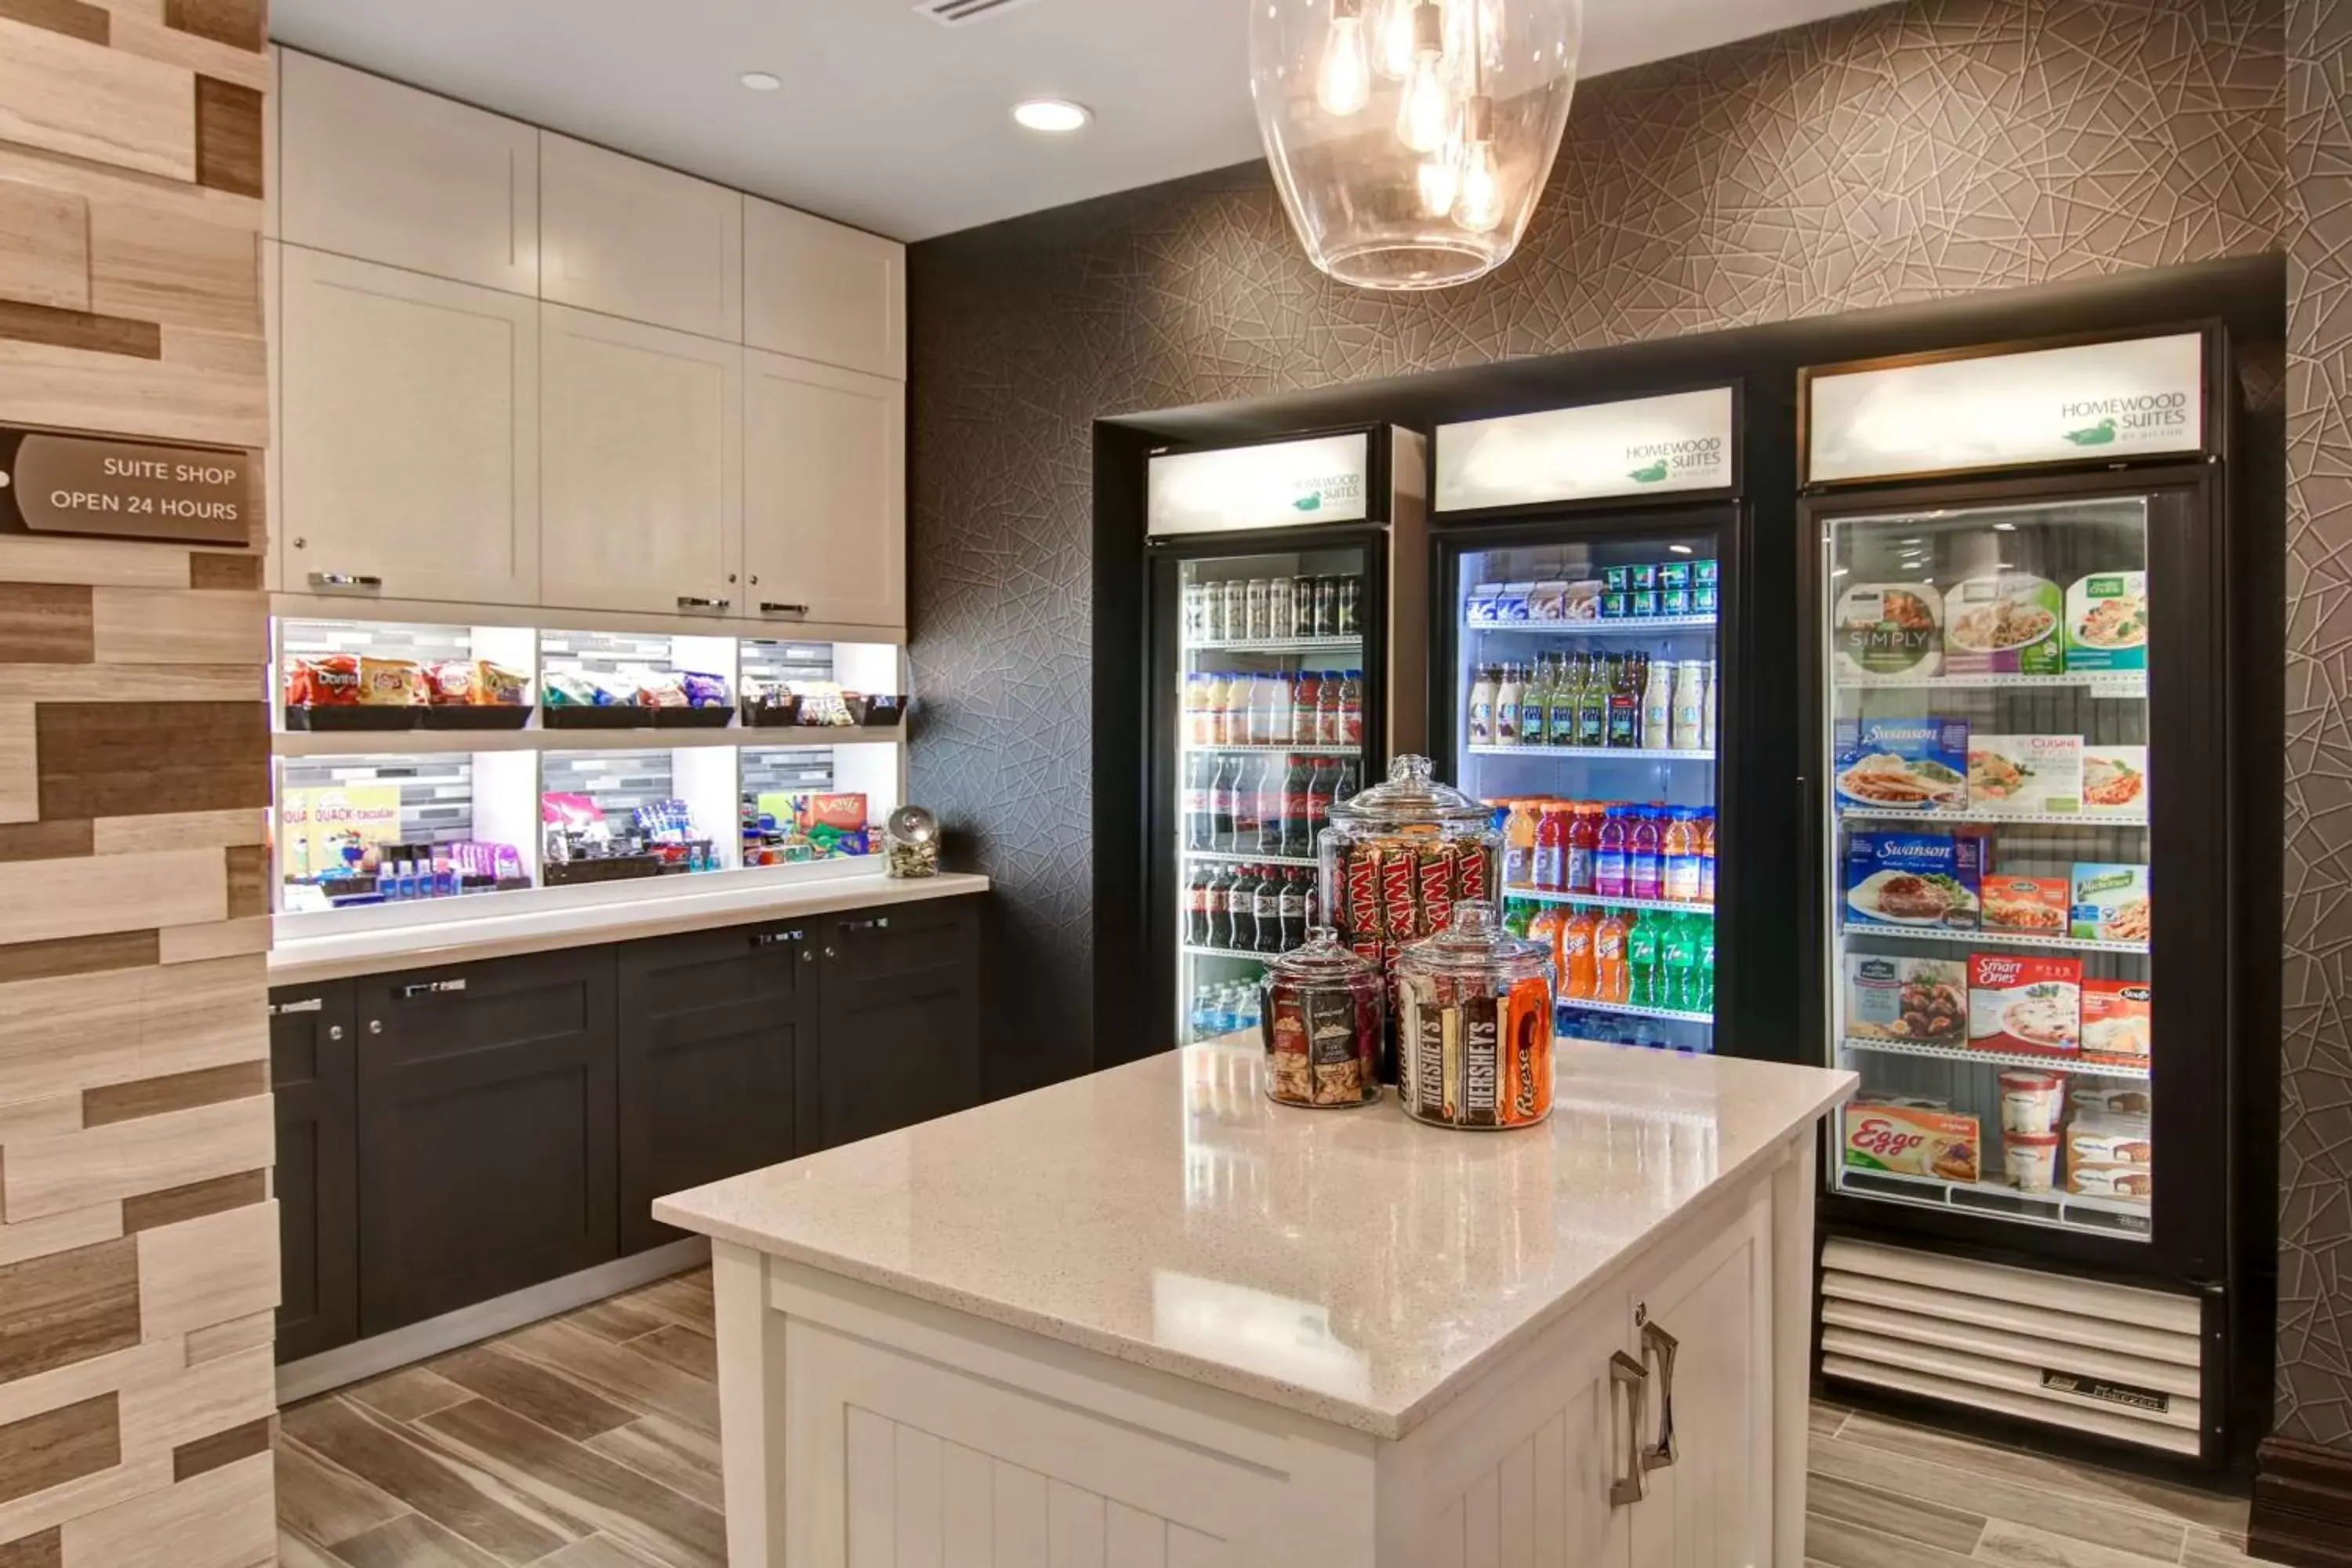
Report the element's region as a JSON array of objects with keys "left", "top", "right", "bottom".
[{"left": 1842, "top": 1102, "right": 1981, "bottom": 1184}]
